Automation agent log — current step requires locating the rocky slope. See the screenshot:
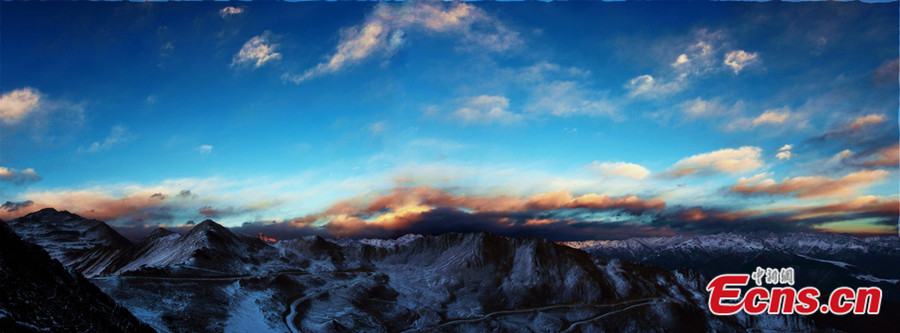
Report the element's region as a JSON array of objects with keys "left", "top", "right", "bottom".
[{"left": 0, "top": 220, "right": 154, "bottom": 332}]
